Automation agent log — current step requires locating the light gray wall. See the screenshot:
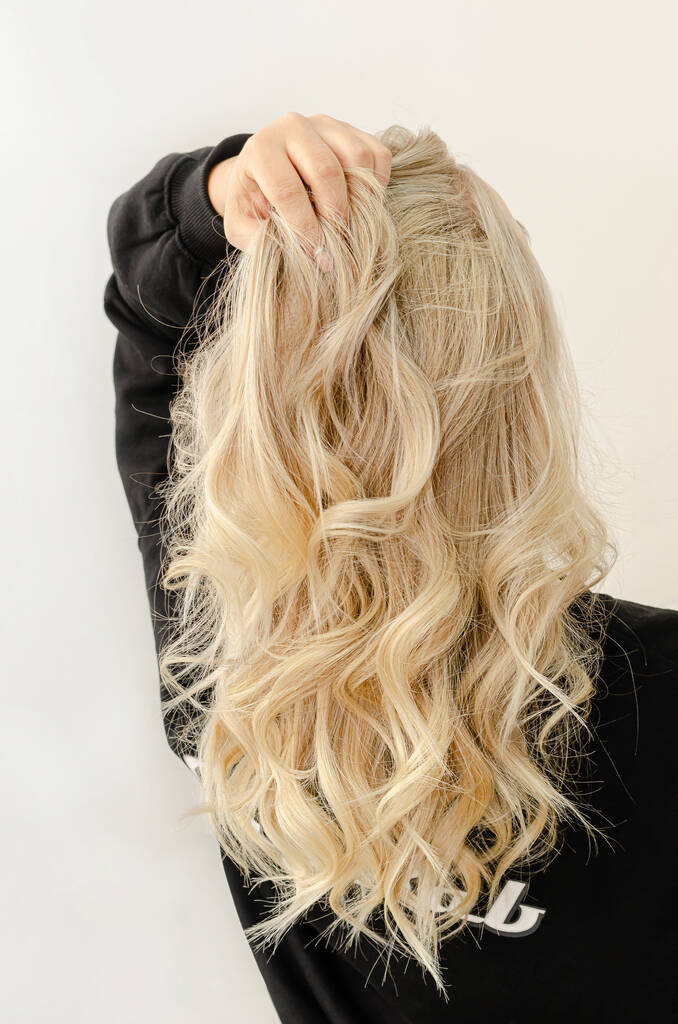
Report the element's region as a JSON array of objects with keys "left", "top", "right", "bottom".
[{"left": 2, "top": 1, "right": 676, "bottom": 1020}]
